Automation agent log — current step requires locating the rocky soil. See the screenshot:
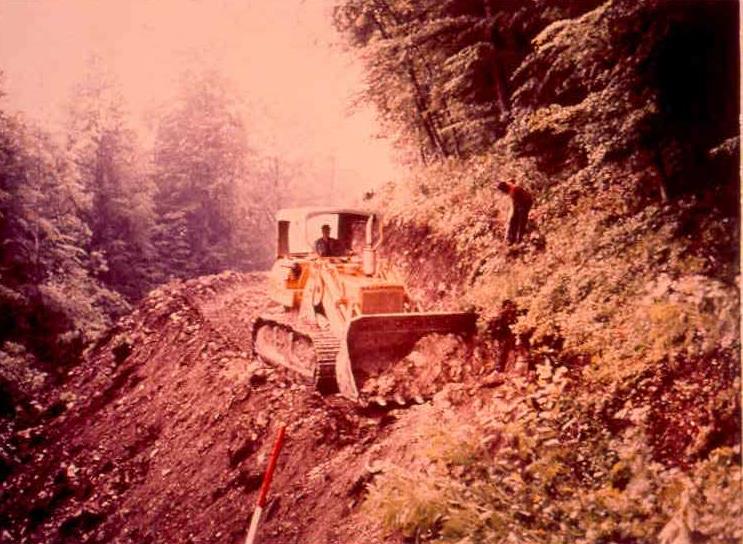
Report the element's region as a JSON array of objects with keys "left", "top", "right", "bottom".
[
  {"left": 0, "top": 272, "right": 499, "bottom": 544},
  {"left": 359, "top": 334, "right": 488, "bottom": 402}
]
